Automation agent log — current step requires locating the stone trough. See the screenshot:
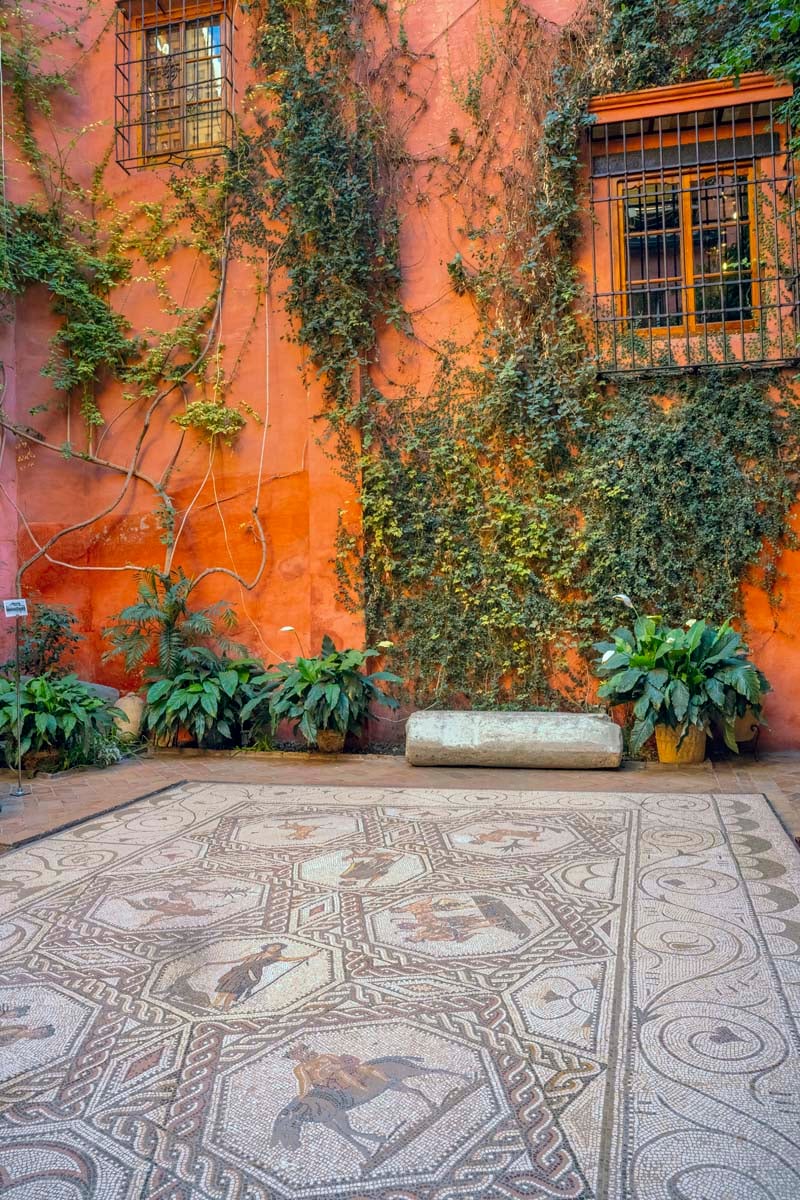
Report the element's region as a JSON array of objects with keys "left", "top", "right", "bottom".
[{"left": 405, "top": 710, "right": 623, "bottom": 769}]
